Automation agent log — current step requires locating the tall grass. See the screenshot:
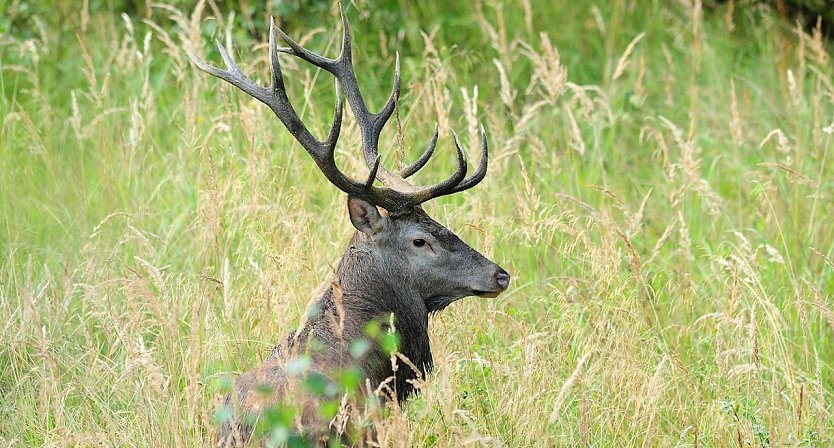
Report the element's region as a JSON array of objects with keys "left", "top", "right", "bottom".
[{"left": 1, "top": 0, "right": 832, "bottom": 446}]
